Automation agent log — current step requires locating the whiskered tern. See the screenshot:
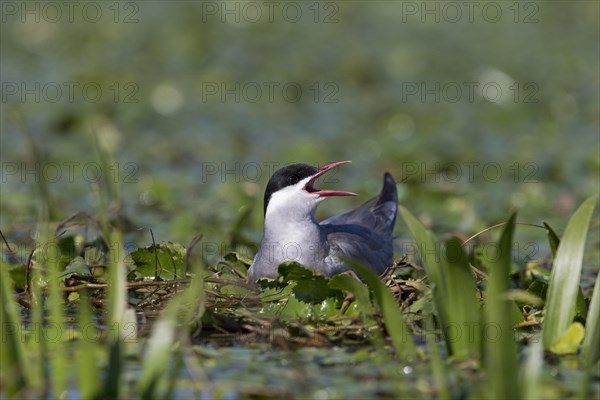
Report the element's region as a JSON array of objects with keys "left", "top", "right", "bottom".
[{"left": 248, "top": 161, "right": 398, "bottom": 282}]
